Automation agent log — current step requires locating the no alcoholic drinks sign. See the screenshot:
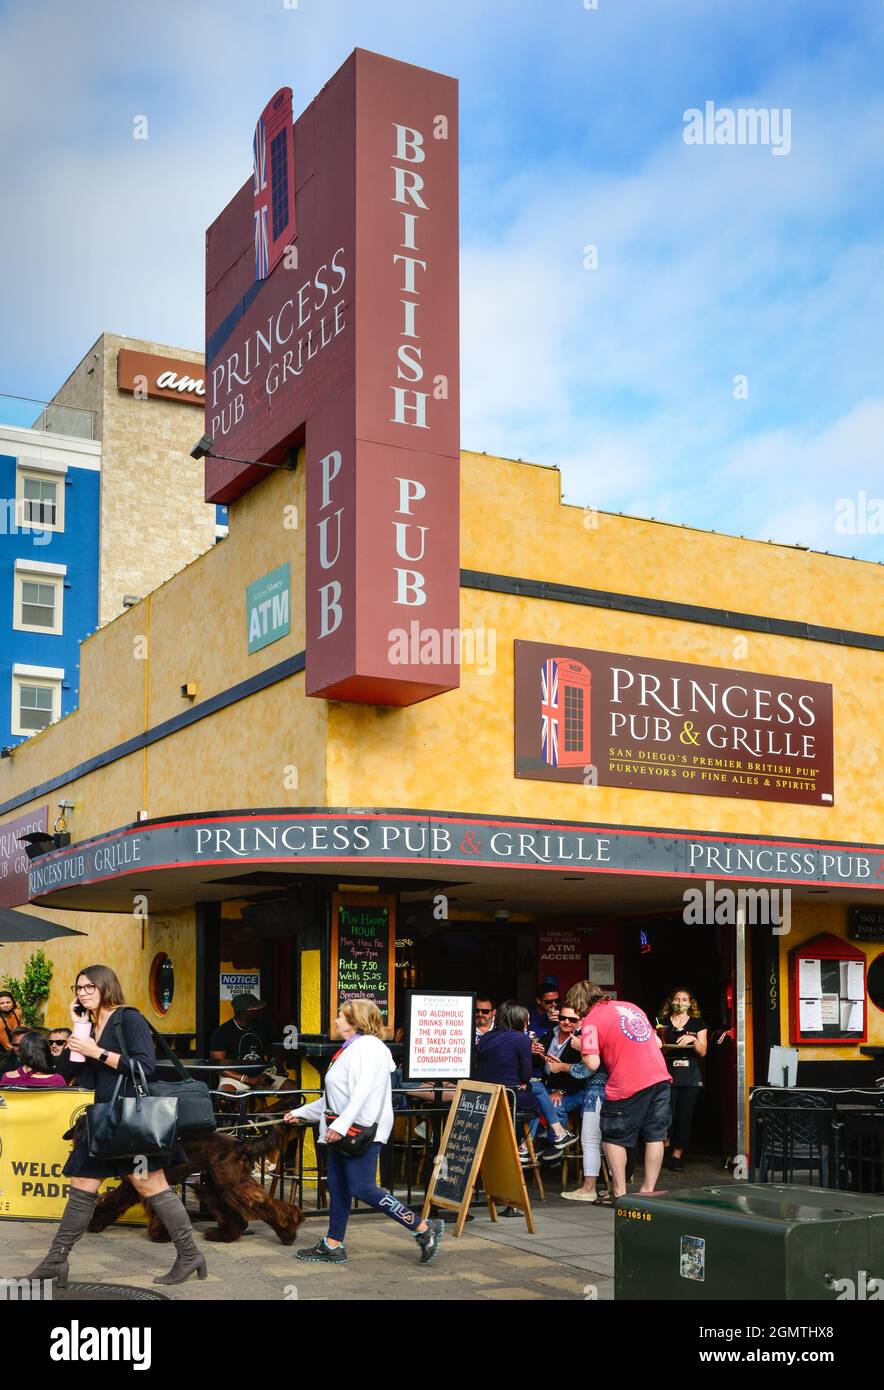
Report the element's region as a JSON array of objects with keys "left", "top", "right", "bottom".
[{"left": 204, "top": 51, "right": 461, "bottom": 705}]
